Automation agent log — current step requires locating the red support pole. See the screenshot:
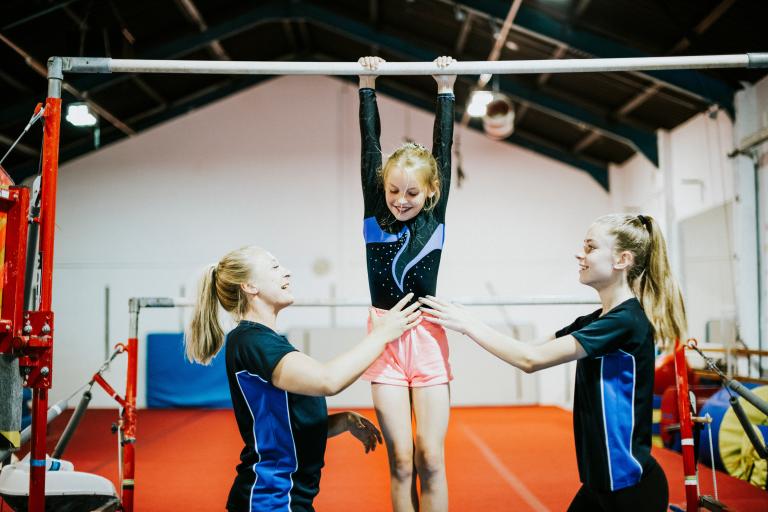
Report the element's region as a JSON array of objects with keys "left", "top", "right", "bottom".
[
  {"left": 674, "top": 339, "right": 699, "bottom": 511},
  {"left": 122, "top": 437, "right": 135, "bottom": 512},
  {"left": 121, "top": 335, "right": 139, "bottom": 512},
  {"left": 28, "top": 388, "right": 48, "bottom": 512},
  {"left": 92, "top": 373, "right": 127, "bottom": 409},
  {"left": 39, "top": 104, "right": 61, "bottom": 309},
  {"left": 28, "top": 95, "right": 61, "bottom": 512}
]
